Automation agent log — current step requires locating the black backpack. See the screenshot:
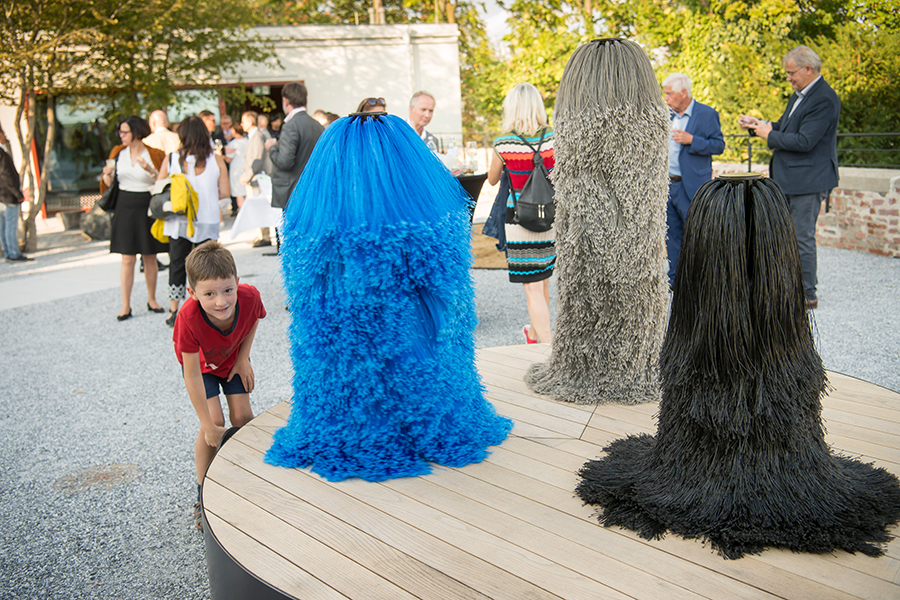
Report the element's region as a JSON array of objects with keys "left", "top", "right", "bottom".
[{"left": 512, "top": 129, "right": 555, "bottom": 232}]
